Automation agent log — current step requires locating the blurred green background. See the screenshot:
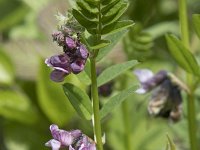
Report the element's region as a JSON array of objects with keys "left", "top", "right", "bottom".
[{"left": 0, "top": 0, "right": 200, "bottom": 150}]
